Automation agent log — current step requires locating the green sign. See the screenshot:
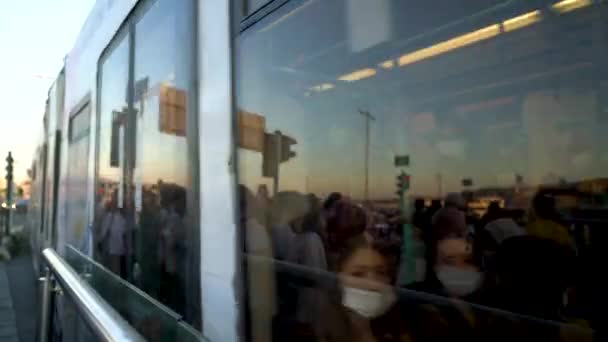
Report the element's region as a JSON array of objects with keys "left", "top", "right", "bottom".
[{"left": 394, "top": 155, "right": 409, "bottom": 167}]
